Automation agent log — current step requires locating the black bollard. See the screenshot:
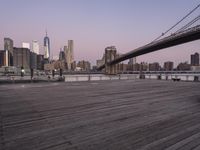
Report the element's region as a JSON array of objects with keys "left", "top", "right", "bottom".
[
  {"left": 31, "top": 68, "right": 33, "bottom": 80},
  {"left": 59, "top": 69, "right": 63, "bottom": 77},
  {"left": 157, "top": 75, "right": 161, "bottom": 80},
  {"left": 52, "top": 70, "right": 55, "bottom": 78},
  {"left": 194, "top": 76, "right": 199, "bottom": 82}
]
